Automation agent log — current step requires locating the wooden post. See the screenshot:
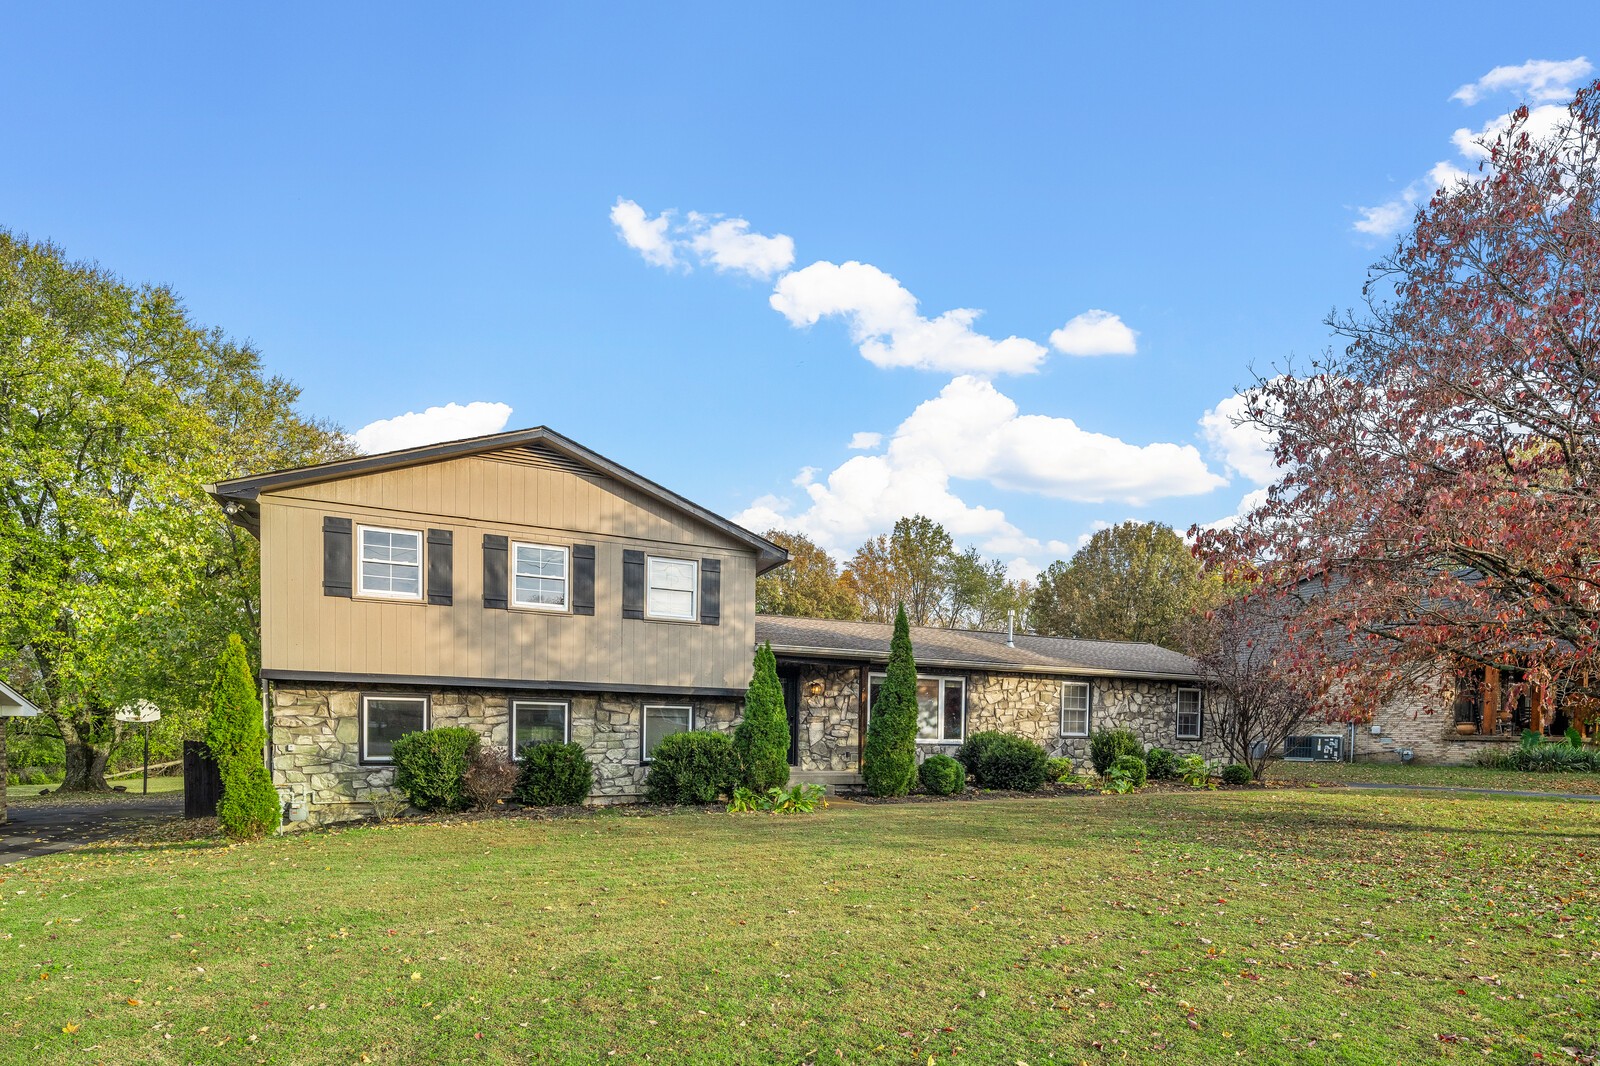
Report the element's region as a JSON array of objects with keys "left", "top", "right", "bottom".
[
  {"left": 857, "top": 664, "right": 869, "bottom": 771},
  {"left": 1529, "top": 684, "right": 1544, "bottom": 736},
  {"left": 1482, "top": 667, "right": 1500, "bottom": 735}
]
